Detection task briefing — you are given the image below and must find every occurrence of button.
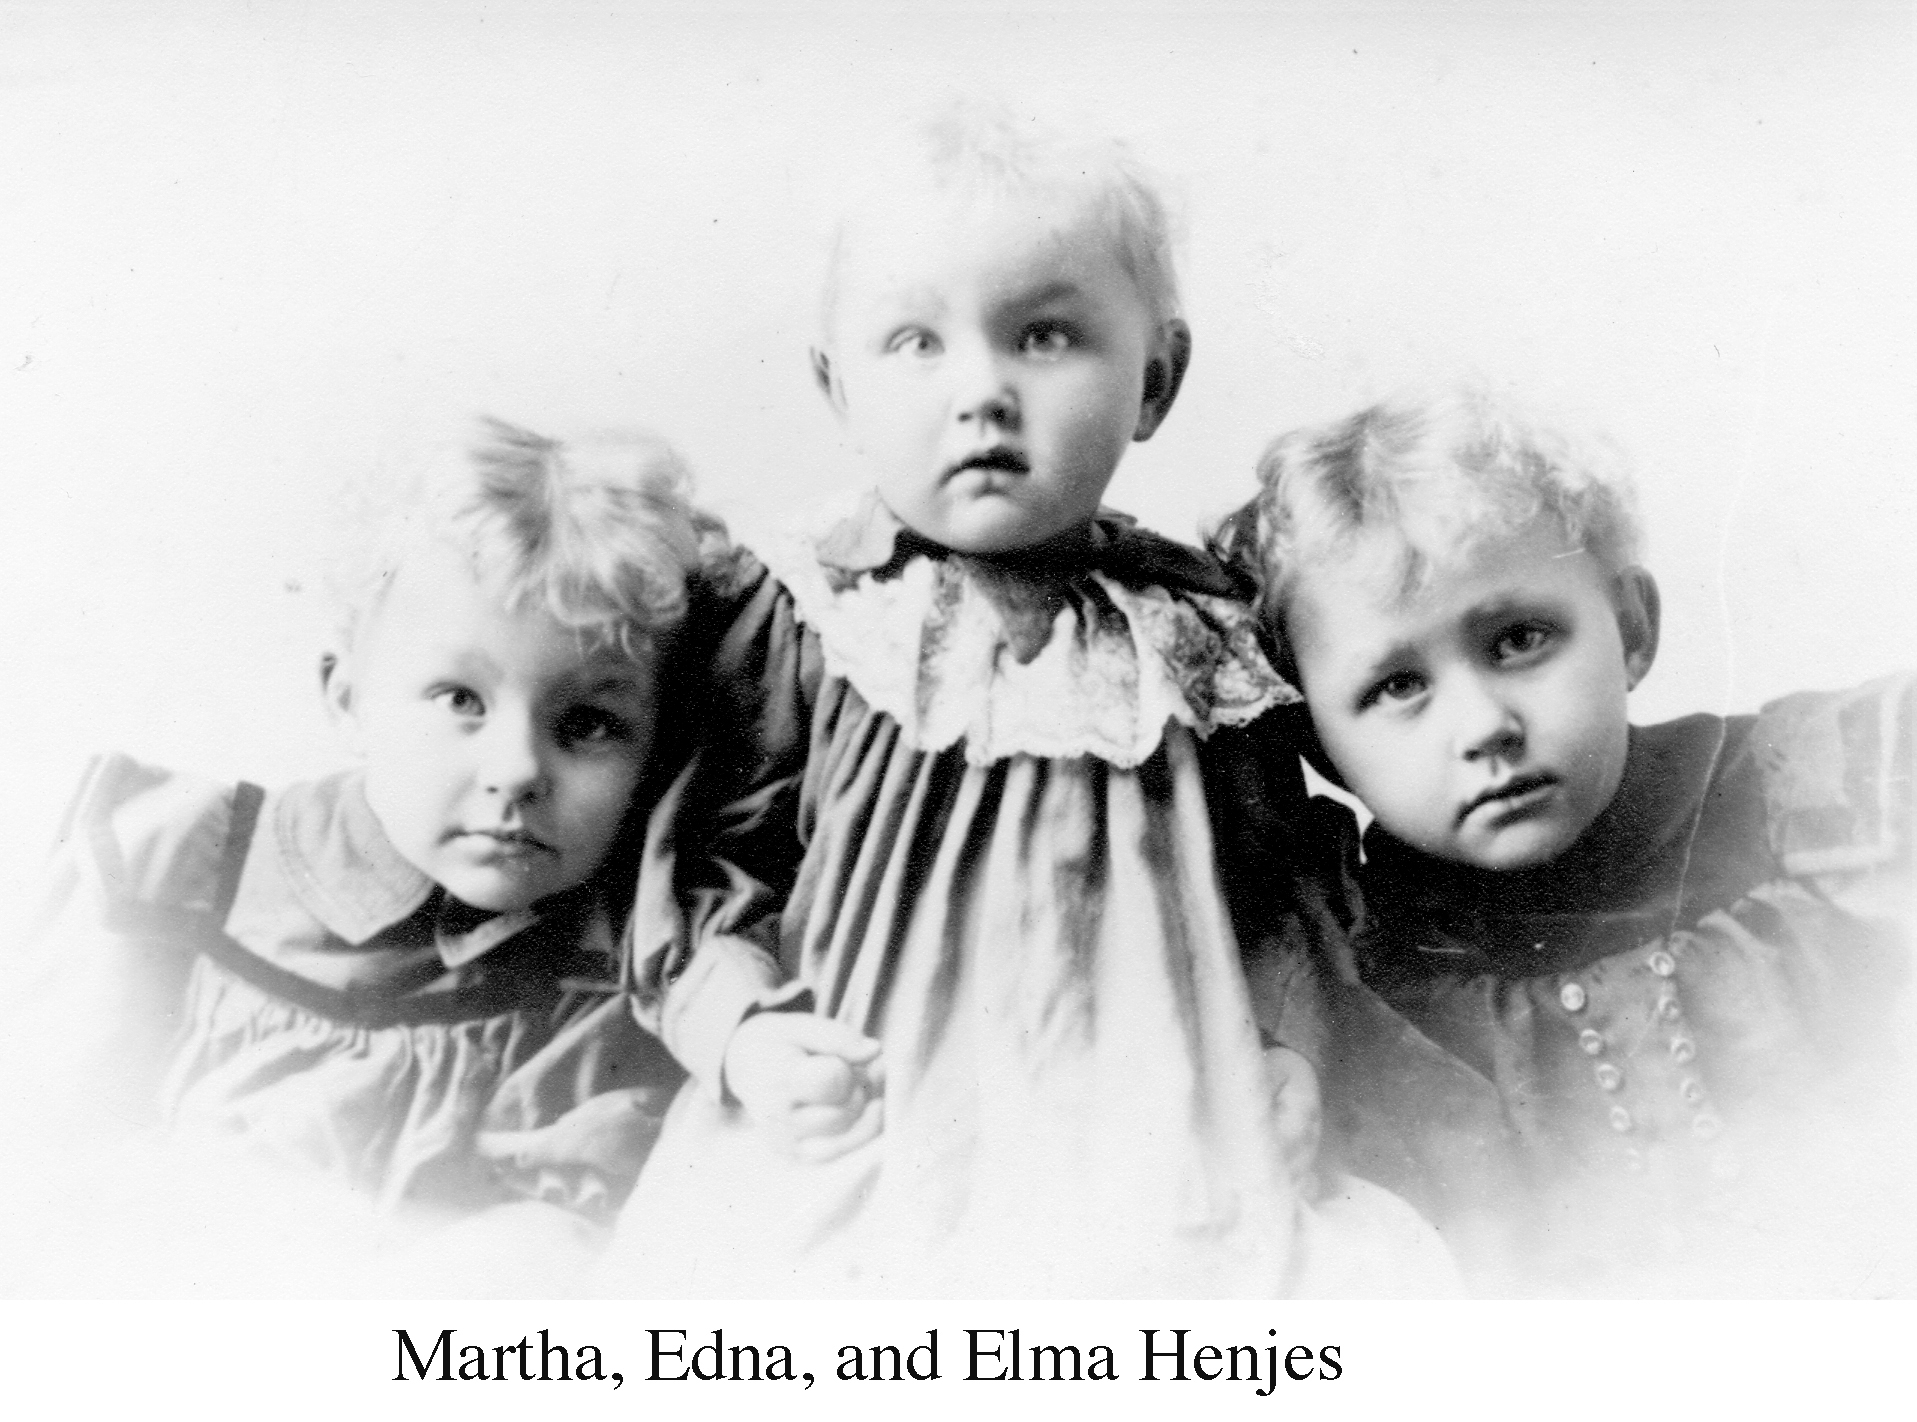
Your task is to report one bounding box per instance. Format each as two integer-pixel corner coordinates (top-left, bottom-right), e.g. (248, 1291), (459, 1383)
(1609, 1106), (1633, 1133)
(1657, 996), (1682, 1022)
(1669, 1037), (1696, 1064)
(1594, 1062), (1623, 1091)
(1559, 982), (1587, 1012)
(1680, 1078), (1706, 1105)
(1578, 1028), (1605, 1055)
(1648, 950), (1676, 977)
(1692, 1112), (1723, 1140)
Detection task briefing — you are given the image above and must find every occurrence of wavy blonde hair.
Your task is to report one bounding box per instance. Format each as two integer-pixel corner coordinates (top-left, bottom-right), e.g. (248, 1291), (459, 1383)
(330, 417), (729, 663)
(1241, 386), (1643, 638)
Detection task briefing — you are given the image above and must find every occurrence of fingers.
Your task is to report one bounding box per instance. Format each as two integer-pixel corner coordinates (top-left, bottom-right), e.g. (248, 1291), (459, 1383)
(794, 1092), (884, 1164)
(775, 1013), (882, 1064)
(724, 1011), (888, 1157)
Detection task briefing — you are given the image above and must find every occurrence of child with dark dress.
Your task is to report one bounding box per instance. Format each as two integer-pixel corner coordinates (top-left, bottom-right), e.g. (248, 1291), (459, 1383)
(605, 110), (1451, 1297)
(11, 420), (713, 1287)
(1228, 389), (1914, 1293)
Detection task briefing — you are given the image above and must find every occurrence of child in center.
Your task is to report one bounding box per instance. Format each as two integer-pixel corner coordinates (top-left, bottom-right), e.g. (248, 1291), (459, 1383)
(608, 110), (1449, 1296)
(1228, 388), (1914, 1293)
(12, 420), (713, 1287)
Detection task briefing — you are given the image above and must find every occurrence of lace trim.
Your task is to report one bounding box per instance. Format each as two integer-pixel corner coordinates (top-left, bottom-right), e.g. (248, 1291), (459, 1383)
(756, 529), (1296, 768)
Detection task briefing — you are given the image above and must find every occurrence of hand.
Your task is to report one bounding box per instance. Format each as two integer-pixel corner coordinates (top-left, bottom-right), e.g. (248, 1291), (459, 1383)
(723, 1011), (885, 1163)
(1266, 1045), (1324, 1198)
(474, 1086), (672, 1181)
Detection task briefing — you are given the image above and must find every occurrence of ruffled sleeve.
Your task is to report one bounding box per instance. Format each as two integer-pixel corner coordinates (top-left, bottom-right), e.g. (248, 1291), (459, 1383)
(626, 553), (823, 1093)
(1754, 672), (1914, 924)
(8, 753), (255, 1128)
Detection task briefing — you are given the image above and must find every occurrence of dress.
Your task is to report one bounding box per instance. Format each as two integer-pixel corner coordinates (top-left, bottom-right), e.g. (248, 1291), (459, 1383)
(1319, 676), (1916, 1293)
(18, 754), (684, 1222)
(608, 496), (1450, 1297)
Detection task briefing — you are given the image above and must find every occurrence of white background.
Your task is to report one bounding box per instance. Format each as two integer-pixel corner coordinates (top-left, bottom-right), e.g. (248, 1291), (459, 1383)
(2, 0), (1914, 1378)
(5, 0), (1913, 832)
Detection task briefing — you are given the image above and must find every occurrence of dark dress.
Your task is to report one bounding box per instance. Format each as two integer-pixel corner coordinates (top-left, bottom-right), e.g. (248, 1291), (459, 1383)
(1319, 676), (1915, 1294)
(20, 754), (683, 1221)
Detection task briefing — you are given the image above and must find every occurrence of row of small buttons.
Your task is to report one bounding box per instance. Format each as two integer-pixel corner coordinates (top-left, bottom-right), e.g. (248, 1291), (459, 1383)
(1558, 938), (1722, 1148)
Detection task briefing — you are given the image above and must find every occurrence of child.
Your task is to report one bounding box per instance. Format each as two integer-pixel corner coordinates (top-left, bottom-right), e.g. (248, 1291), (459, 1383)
(608, 110), (1449, 1296)
(1234, 388), (1914, 1293)
(14, 419), (710, 1279)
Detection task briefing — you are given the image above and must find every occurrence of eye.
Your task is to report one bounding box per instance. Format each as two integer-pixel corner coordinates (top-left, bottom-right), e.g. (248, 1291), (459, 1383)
(1020, 322), (1072, 357)
(554, 705), (632, 749)
(1491, 622), (1556, 664)
(885, 327), (940, 356)
(432, 686), (485, 718)
(1361, 670), (1428, 711)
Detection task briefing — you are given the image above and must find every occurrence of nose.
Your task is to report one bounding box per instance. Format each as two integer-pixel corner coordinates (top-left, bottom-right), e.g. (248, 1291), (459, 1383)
(1452, 673), (1525, 763)
(478, 707), (549, 804)
(950, 340), (1019, 429)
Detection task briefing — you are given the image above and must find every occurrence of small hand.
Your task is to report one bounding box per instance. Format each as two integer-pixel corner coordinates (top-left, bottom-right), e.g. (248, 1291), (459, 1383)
(1266, 1044), (1324, 1198)
(723, 1011), (885, 1163)
(474, 1086), (671, 1180)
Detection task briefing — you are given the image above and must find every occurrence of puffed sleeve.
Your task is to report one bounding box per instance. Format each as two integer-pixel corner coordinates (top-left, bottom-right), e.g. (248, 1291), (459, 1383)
(1755, 672), (1915, 926)
(625, 551), (824, 1093)
(7, 753), (252, 1128)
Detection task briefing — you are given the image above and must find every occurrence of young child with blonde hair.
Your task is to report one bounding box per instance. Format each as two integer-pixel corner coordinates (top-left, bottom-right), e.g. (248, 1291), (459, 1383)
(15, 419), (717, 1282)
(1229, 387), (1914, 1292)
(609, 108), (1449, 1296)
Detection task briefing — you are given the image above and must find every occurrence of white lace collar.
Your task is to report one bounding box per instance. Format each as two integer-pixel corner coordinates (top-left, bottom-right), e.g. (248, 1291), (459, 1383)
(753, 495), (1296, 768)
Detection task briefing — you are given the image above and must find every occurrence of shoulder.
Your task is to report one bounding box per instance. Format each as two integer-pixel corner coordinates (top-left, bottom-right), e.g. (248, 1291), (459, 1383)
(52, 753), (262, 917)
(1749, 672), (1915, 879)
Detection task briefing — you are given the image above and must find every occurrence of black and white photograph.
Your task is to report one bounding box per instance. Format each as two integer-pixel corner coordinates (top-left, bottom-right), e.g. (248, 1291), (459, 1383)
(3, 0), (1913, 1408)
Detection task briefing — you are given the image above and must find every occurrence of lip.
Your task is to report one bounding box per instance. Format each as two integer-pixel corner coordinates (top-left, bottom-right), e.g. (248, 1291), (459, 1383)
(1457, 773), (1558, 825)
(944, 447), (1031, 482)
(455, 828), (554, 857)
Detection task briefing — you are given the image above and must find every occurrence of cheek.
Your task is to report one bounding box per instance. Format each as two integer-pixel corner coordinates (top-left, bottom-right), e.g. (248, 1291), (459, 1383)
(1318, 716), (1438, 823)
(555, 760), (646, 838)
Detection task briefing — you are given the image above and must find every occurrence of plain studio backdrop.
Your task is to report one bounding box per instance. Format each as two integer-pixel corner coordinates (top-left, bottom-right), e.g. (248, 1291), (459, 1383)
(2, 1), (1912, 896)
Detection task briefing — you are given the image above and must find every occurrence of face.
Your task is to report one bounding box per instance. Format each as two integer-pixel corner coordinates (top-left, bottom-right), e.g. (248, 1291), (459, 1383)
(1287, 520), (1657, 871)
(817, 186), (1187, 555)
(330, 541), (657, 913)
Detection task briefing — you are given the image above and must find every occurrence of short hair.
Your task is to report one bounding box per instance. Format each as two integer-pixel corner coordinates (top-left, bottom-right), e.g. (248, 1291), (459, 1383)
(820, 101), (1182, 337)
(1243, 386), (1644, 631)
(330, 417), (728, 664)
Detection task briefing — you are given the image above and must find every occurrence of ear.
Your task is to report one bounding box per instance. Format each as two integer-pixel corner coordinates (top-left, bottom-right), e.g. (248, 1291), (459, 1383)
(810, 345), (847, 418)
(318, 650), (363, 753)
(1613, 566), (1661, 690)
(1133, 318), (1192, 442)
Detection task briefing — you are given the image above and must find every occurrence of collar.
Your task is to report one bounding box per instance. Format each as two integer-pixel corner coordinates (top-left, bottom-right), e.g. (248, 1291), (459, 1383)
(813, 489), (1242, 599)
(269, 772), (542, 967)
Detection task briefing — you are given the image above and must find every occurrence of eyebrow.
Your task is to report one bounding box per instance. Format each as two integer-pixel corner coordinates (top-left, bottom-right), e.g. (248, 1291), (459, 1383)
(1459, 592), (1562, 630)
(1016, 279), (1086, 305)
(1352, 640), (1420, 688)
(573, 669), (653, 698)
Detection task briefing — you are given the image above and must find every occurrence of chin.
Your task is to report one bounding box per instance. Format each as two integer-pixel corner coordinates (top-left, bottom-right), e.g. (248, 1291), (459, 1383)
(1459, 825), (1578, 873)
(441, 872), (544, 915)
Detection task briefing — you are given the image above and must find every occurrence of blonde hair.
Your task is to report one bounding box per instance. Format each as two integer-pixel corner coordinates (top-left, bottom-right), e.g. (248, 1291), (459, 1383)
(330, 417), (728, 663)
(1243, 386), (1643, 629)
(821, 100), (1183, 336)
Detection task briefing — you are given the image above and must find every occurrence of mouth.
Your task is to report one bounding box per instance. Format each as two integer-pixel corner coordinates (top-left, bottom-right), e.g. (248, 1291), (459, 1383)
(946, 447), (1031, 481)
(1458, 773), (1558, 825)
(456, 827), (555, 857)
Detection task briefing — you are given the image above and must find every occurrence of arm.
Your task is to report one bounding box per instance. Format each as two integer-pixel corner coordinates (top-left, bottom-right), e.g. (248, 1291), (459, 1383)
(7, 754), (241, 1133)
(627, 553), (818, 1085)
(626, 554), (882, 1153)
(1757, 671), (1915, 929)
